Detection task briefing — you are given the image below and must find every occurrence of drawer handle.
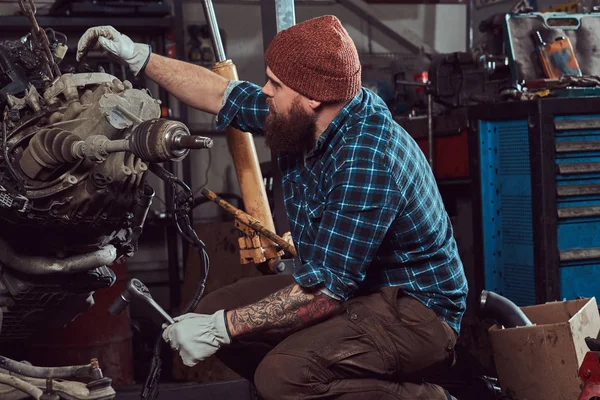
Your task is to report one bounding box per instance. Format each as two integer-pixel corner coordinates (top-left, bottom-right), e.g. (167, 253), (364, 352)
(560, 248), (600, 262)
(557, 184), (600, 197)
(555, 119), (600, 131)
(558, 206), (600, 219)
(556, 141), (600, 153)
(557, 163), (600, 174)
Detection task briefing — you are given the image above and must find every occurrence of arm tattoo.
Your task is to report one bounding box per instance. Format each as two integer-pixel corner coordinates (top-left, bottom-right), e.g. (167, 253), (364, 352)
(226, 284), (341, 340)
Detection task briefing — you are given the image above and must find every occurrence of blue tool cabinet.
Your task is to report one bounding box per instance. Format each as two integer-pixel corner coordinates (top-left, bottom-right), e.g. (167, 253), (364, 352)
(471, 97), (600, 305)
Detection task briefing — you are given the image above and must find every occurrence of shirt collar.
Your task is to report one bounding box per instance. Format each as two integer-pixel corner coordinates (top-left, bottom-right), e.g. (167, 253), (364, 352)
(306, 89), (364, 158)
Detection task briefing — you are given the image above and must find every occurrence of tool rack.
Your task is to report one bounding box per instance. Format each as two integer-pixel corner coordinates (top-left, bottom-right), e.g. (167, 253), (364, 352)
(470, 96), (600, 305)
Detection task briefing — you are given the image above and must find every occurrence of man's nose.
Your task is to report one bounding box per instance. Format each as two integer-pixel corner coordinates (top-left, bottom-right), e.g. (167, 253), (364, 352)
(262, 82), (274, 97)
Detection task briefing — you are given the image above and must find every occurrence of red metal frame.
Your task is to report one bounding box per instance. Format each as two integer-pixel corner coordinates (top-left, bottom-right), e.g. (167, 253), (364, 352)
(579, 351), (600, 400)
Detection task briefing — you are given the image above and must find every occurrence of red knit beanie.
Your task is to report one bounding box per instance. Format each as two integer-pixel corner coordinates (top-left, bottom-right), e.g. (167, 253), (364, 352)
(265, 15), (361, 102)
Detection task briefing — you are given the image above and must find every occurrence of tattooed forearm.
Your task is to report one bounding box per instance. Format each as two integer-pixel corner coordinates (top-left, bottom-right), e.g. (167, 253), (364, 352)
(226, 284), (341, 339)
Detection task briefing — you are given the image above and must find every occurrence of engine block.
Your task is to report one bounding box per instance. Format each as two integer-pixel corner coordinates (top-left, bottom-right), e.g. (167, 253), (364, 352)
(0, 33), (196, 341)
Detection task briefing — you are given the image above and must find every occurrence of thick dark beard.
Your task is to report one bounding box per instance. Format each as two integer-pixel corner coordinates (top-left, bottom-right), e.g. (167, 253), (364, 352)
(264, 97), (317, 153)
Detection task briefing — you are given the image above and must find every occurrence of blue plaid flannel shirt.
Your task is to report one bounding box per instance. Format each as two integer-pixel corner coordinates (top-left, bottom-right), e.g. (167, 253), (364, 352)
(217, 81), (468, 333)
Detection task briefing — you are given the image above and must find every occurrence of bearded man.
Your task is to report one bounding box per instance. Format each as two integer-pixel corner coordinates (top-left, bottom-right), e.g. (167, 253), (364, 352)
(78, 15), (467, 400)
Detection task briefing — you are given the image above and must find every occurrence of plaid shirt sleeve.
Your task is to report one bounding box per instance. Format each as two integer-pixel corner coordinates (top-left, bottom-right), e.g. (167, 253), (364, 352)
(293, 139), (404, 300)
(216, 81), (268, 135)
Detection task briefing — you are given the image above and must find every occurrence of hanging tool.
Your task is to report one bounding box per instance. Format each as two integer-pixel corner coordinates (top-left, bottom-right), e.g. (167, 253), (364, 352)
(200, 0), (281, 270)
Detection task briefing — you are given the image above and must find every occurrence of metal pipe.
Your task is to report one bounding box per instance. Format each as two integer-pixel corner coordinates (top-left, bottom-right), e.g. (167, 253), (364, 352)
(0, 237), (116, 275)
(0, 357), (101, 380)
(394, 80), (428, 87)
(466, 0), (473, 51)
(0, 373), (43, 399)
(480, 290), (533, 328)
(201, 0), (226, 62)
(103, 139), (130, 153)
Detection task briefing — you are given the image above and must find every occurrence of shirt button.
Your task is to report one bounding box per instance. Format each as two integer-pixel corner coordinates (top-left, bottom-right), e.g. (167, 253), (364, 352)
(307, 278), (313, 283)
(350, 313), (358, 320)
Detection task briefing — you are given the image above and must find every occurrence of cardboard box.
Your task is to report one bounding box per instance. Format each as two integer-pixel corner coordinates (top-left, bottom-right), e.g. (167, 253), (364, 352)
(488, 297), (600, 400)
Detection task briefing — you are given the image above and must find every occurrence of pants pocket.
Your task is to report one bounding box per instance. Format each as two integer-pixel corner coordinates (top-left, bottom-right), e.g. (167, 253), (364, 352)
(387, 316), (456, 378)
(346, 302), (398, 376)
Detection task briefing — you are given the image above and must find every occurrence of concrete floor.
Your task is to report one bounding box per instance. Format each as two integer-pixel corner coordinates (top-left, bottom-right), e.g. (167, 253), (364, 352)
(114, 380), (256, 400)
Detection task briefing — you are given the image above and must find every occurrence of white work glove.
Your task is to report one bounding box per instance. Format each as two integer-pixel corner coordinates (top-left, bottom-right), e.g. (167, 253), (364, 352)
(162, 310), (232, 367)
(76, 26), (151, 76)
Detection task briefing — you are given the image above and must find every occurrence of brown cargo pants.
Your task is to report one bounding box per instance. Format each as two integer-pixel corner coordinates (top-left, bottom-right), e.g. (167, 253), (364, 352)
(195, 275), (457, 400)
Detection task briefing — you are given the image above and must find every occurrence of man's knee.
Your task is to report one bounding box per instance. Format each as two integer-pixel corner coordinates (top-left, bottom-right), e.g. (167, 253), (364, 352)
(254, 352), (321, 400)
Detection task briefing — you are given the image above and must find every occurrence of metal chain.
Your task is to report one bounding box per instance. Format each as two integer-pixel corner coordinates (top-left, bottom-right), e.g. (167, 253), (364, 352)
(18, 0), (61, 80)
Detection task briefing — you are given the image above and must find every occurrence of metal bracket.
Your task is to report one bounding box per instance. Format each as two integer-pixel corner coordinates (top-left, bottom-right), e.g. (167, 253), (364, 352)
(272, 258), (299, 275)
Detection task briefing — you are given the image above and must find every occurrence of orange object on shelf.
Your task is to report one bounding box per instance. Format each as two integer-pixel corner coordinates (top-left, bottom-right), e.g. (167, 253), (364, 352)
(531, 31), (581, 79)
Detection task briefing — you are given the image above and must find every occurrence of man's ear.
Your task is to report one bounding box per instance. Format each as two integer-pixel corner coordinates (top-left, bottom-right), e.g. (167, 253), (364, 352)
(307, 99), (322, 110)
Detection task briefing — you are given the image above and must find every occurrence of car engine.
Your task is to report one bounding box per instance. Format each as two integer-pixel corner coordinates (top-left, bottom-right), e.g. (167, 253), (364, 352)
(0, 5), (211, 399)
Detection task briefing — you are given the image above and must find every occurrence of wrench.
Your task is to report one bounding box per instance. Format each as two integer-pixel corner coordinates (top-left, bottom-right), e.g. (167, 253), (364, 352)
(109, 278), (175, 325)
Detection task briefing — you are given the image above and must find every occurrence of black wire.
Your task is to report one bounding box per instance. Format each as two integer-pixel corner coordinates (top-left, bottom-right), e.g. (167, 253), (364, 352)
(143, 163), (211, 400)
(1, 117), (25, 194)
(53, 30), (68, 44)
(193, 150), (212, 197)
(45, 28), (57, 42)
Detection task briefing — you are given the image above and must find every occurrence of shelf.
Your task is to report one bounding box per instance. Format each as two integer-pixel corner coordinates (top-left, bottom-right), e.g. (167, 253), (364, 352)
(0, 15), (174, 33)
